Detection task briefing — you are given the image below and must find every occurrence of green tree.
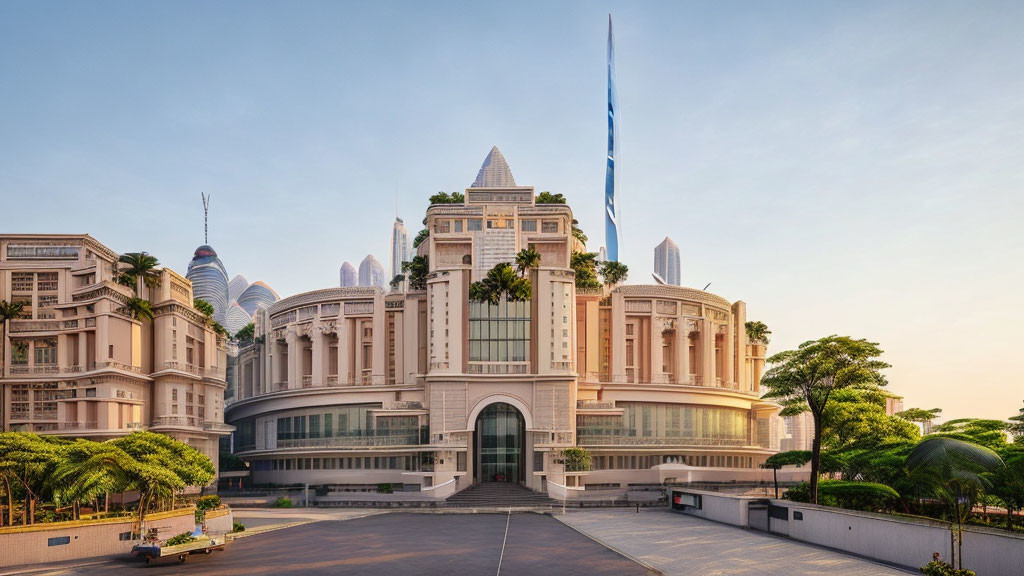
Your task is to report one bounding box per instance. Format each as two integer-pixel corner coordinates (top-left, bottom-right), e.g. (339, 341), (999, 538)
(820, 389), (920, 450)
(47, 440), (129, 521)
(428, 191), (465, 205)
(412, 229), (429, 248)
(896, 407), (943, 425)
(763, 450), (811, 498)
(570, 251), (601, 290)
(571, 219), (587, 246)
(931, 419), (1009, 451)
(389, 274), (405, 290)
(761, 336), (890, 504)
(401, 255), (429, 291)
(514, 247), (541, 277)
(124, 297), (154, 322)
(560, 447), (591, 472)
(0, 300), (26, 381)
(535, 191), (566, 204)
(988, 445), (1024, 530)
(598, 260), (629, 287)
(118, 252), (161, 295)
(745, 321), (771, 345)
(235, 322), (255, 342)
(193, 298), (215, 319)
(0, 433), (58, 525)
(469, 263), (531, 305)
(906, 437), (1003, 570)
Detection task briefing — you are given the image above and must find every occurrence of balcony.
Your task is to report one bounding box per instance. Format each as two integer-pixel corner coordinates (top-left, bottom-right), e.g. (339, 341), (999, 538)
(577, 400), (616, 410)
(9, 319), (60, 333)
(301, 375), (313, 387)
(275, 434), (423, 449)
(466, 362), (529, 375)
(203, 421), (235, 433)
(9, 364), (60, 375)
(161, 361), (200, 376)
(151, 416), (203, 428)
(576, 435), (749, 447)
(57, 421), (100, 430)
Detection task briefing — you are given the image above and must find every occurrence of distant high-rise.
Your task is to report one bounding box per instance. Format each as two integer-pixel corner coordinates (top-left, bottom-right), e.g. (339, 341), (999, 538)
(340, 262), (357, 287)
(228, 274), (249, 303)
(390, 217), (411, 280)
(186, 245), (229, 325)
(236, 281), (279, 316)
(604, 15), (621, 262)
(654, 237), (681, 286)
(358, 255), (385, 288)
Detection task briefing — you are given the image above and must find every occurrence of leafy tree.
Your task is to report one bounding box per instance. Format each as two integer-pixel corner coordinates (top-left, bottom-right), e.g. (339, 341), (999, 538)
(402, 255), (429, 291)
(761, 336), (890, 504)
(598, 260), (629, 287)
(560, 447), (591, 472)
(0, 300), (25, 380)
(570, 251), (601, 290)
(535, 191), (566, 204)
(896, 407), (943, 424)
(389, 274), (405, 290)
(988, 445), (1024, 530)
(820, 389), (920, 450)
(469, 263), (531, 305)
(763, 450), (811, 498)
(745, 321), (771, 345)
(412, 229), (429, 249)
(118, 252), (161, 294)
(0, 433), (58, 524)
(47, 440), (130, 521)
(784, 480), (899, 512)
(428, 191), (465, 205)
(571, 219), (587, 246)
(235, 322), (255, 342)
(514, 247), (541, 277)
(193, 298), (215, 319)
(931, 419), (1009, 451)
(124, 297), (154, 322)
(906, 437), (1003, 570)
(210, 321), (229, 338)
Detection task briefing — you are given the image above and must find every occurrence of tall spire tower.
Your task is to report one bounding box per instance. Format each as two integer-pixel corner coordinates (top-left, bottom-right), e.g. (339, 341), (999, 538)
(201, 192), (211, 244)
(604, 15), (621, 262)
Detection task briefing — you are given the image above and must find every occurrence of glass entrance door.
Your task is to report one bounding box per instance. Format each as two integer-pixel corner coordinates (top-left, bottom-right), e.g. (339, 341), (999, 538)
(476, 403), (524, 483)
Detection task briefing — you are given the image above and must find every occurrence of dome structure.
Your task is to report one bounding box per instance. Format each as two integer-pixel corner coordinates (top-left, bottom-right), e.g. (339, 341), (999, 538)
(224, 301), (253, 337)
(228, 275), (249, 303)
(471, 146), (516, 188)
(186, 245), (230, 325)
(236, 281), (279, 316)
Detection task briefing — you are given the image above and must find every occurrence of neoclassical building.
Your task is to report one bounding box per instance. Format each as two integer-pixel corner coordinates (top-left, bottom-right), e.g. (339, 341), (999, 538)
(226, 149), (779, 493)
(0, 235), (232, 475)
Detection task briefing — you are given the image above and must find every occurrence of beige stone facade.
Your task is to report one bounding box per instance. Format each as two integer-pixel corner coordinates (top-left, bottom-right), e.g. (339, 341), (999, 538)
(227, 155), (780, 493)
(0, 235), (231, 476)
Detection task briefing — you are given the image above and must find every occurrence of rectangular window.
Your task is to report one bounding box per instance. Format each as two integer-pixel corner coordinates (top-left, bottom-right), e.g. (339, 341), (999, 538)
(48, 536), (71, 547)
(467, 219), (482, 231)
(542, 221), (559, 233)
(521, 220), (537, 232)
(454, 220), (463, 233)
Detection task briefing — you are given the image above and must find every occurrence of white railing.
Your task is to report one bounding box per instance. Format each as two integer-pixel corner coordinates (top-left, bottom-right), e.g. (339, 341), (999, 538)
(546, 480), (585, 502)
(421, 478), (457, 499)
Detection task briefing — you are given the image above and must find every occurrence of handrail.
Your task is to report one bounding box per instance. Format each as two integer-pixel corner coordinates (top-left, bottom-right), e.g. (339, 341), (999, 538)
(421, 478), (456, 492)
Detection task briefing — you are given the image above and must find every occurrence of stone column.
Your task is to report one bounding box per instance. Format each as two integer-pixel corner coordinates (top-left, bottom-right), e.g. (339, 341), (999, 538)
(338, 319), (350, 384)
(724, 321), (734, 386)
(651, 316), (663, 383)
(702, 317), (715, 386)
(311, 326), (324, 386)
(286, 331), (299, 390)
(733, 302), (747, 392)
(676, 320), (689, 384)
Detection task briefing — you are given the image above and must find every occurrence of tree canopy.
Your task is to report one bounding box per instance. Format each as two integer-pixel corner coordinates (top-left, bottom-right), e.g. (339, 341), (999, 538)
(235, 322), (255, 342)
(570, 251), (601, 290)
(598, 260), (628, 287)
(428, 191), (465, 205)
(744, 321), (771, 345)
(193, 298), (215, 318)
(535, 191), (566, 204)
(401, 255), (429, 291)
(469, 263), (531, 305)
(412, 228), (429, 249)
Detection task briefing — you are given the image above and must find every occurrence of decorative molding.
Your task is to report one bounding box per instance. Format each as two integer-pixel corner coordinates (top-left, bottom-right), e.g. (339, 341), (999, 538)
(613, 284), (732, 308)
(269, 286), (381, 317)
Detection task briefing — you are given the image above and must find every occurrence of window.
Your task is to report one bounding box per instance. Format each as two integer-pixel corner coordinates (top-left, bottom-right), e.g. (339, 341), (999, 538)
(467, 219), (482, 231)
(34, 339), (57, 365)
(542, 221), (559, 233)
(468, 300), (530, 362)
(37, 272), (58, 291)
(12, 272), (34, 292)
(172, 389), (178, 401)
(521, 220), (537, 232)
(454, 220), (463, 233)
(434, 220), (450, 233)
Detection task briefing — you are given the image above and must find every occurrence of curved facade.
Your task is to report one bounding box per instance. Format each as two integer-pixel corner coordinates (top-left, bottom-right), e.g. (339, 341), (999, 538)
(358, 255), (385, 289)
(228, 274), (249, 304)
(226, 150), (779, 494)
(339, 262), (357, 287)
(224, 301), (253, 337)
(236, 281), (279, 316)
(186, 245), (230, 325)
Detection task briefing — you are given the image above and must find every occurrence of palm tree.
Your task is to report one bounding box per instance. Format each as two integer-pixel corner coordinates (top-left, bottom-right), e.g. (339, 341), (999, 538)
(514, 248), (541, 277)
(469, 263), (531, 305)
(570, 251), (601, 290)
(598, 261), (629, 287)
(0, 300), (25, 377)
(906, 437), (1003, 570)
(745, 321), (771, 345)
(402, 256), (429, 291)
(118, 252), (161, 295)
(124, 298), (154, 322)
(571, 219), (588, 246)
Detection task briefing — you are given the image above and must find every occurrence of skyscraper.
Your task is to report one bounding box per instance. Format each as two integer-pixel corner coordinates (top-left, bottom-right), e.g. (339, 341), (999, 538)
(390, 217), (411, 280)
(358, 255), (385, 288)
(604, 15), (621, 262)
(339, 262), (357, 287)
(186, 244), (230, 324)
(654, 237), (681, 286)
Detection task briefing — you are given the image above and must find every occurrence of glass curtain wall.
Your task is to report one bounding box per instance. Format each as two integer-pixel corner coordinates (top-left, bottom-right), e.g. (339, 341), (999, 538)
(476, 403), (524, 483)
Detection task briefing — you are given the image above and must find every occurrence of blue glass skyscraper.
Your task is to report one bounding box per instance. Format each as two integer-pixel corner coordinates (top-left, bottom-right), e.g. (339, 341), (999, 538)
(604, 15), (620, 262)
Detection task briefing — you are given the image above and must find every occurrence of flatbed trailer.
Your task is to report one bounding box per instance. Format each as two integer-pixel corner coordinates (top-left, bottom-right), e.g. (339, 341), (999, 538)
(132, 528), (227, 564)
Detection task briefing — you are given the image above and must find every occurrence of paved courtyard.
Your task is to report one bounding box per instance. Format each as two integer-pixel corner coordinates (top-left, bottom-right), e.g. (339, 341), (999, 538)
(556, 508), (915, 575)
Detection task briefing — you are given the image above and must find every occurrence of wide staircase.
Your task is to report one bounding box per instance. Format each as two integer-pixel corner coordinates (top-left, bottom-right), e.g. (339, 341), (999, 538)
(446, 482), (559, 508)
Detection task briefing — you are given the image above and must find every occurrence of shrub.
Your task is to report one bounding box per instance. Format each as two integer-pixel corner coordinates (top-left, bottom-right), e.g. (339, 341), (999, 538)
(165, 532), (197, 546)
(272, 496), (292, 508)
(561, 447), (592, 472)
(783, 481), (898, 512)
(920, 559), (976, 576)
(377, 483), (394, 494)
(232, 522), (245, 533)
(196, 495), (220, 511)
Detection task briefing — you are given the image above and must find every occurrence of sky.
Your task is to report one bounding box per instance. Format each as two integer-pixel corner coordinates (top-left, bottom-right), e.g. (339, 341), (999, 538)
(1, 1), (1022, 422)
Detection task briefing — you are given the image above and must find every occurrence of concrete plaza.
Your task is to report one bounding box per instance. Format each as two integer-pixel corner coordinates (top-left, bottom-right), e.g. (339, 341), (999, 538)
(557, 508), (915, 575)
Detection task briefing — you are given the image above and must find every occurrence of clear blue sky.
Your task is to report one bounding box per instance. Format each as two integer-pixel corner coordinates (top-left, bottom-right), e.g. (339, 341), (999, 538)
(2, 1), (1022, 421)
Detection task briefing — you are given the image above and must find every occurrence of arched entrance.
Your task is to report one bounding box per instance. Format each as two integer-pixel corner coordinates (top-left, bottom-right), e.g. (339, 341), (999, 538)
(475, 402), (525, 484)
